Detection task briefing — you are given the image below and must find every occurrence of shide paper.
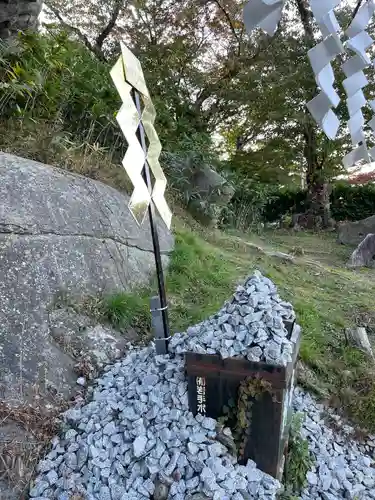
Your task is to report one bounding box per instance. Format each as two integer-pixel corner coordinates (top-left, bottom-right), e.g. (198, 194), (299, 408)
(243, 0), (375, 169)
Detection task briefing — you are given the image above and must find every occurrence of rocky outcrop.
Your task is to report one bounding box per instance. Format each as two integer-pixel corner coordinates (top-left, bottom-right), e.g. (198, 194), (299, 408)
(49, 307), (139, 374)
(345, 326), (374, 358)
(187, 165), (234, 227)
(347, 233), (375, 268)
(0, 152), (173, 408)
(163, 154), (234, 227)
(0, 0), (43, 40)
(338, 215), (375, 245)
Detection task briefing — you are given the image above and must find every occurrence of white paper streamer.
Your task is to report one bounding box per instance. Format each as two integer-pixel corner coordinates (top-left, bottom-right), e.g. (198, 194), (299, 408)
(343, 144), (370, 169)
(243, 0), (284, 36)
(318, 10), (341, 38)
(346, 0), (375, 39)
(346, 31), (373, 63)
(342, 0), (375, 168)
(368, 116), (375, 131)
(348, 110), (365, 146)
(306, 93), (340, 139)
(343, 71), (368, 97)
(309, 0), (341, 21)
(347, 90), (367, 116)
(342, 54), (369, 77)
(316, 64), (340, 108)
(243, 0), (375, 167)
(306, 2), (343, 140)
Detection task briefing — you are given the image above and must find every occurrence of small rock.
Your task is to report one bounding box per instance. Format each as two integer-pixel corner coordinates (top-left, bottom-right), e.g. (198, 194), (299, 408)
(190, 433), (206, 444)
(77, 376), (86, 386)
(64, 452), (77, 469)
(187, 442), (199, 455)
(29, 481), (49, 497)
(98, 485), (112, 500)
(307, 471), (318, 485)
(103, 421), (117, 436)
(345, 327), (374, 358)
(46, 469), (58, 485)
(133, 435), (148, 457)
(153, 480), (170, 500)
(65, 429), (77, 441)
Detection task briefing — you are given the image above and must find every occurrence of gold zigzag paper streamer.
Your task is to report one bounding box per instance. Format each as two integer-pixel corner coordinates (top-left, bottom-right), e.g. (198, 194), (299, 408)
(110, 43), (172, 229)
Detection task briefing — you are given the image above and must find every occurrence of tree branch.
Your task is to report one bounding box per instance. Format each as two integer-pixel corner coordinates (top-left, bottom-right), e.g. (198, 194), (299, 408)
(137, 9), (156, 45)
(294, 0), (314, 45)
(351, 0), (364, 21)
(45, 3), (107, 61)
(95, 0), (123, 51)
(194, 28), (278, 118)
(211, 0), (241, 56)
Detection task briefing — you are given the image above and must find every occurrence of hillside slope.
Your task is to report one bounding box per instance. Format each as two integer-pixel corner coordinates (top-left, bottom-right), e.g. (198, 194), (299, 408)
(157, 221), (375, 433)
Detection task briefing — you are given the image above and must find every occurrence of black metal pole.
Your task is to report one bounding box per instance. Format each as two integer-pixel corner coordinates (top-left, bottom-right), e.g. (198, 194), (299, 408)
(132, 89), (171, 347)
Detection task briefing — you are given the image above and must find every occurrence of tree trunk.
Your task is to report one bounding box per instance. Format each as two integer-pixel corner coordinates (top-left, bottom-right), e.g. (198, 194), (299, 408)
(303, 128), (332, 229)
(0, 0), (43, 41)
(295, 0), (332, 229)
(306, 178), (332, 229)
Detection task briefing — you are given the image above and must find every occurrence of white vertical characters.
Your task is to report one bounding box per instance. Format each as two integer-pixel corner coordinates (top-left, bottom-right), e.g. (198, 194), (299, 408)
(196, 376), (207, 414)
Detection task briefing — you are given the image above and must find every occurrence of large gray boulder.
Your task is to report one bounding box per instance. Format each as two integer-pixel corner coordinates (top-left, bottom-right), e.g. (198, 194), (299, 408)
(338, 215), (375, 245)
(0, 0), (43, 40)
(162, 153), (234, 227)
(0, 153), (173, 407)
(347, 233), (375, 268)
(187, 165), (234, 227)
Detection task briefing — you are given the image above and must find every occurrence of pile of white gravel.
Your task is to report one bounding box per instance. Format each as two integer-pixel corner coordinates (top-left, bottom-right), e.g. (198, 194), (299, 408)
(170, 271), (296, 366)
(28, 272), (375, 500)
(29, 346), (281, 500)
(294, 389), (375, 500)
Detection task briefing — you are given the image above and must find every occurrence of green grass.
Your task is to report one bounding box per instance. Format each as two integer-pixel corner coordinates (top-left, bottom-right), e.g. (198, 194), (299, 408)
(100, 222), (375, 432)
(219, 228), (375, 431)
(100, 227), (247, 335)
(101, 292), (151, 334)
(281, 413), (314, 499)
(166, 230), (246, 330)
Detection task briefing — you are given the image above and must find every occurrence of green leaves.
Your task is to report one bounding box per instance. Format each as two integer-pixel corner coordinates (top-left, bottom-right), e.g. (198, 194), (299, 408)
(2, 0), (367, 218)
(0, 30), (123, 157)
(282, 413), (314, 498)
(261, 183), (375, 224)
(217, 375), (277, 460)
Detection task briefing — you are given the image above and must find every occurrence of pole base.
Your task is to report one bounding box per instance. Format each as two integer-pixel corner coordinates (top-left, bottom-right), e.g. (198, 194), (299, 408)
(151, 296), (168, 355)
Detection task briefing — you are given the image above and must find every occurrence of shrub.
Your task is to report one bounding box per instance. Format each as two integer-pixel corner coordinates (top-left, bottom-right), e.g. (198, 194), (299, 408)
(281, 413), (314, 499)
(101, 291), (151, 333)
(262, 183), (375, 224)
(262, 189), (307, 223)
(221, 181), (278, 231)
(330, 182), (375, 221)
(161, 135), (215, 205)
(0, 31), (218, 204)
(0, 31), (123, 159)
